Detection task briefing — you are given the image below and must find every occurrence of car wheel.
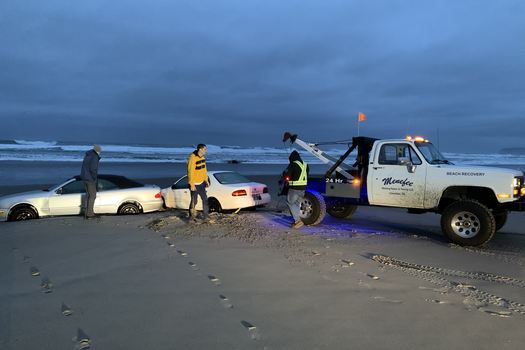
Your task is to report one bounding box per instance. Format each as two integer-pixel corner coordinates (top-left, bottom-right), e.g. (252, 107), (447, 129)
(440, 200), (495, 246)
(9, 206), (38, 221)
(327, 202), (357, 219)
(208, 198), (222, 213)
(118, 203), (141, 215)
(494, 211), (508, 232)
(300, 191), (326, 226)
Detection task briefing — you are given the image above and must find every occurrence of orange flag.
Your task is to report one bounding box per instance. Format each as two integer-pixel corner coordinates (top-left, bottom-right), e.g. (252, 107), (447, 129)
(358, 112), (366, 122)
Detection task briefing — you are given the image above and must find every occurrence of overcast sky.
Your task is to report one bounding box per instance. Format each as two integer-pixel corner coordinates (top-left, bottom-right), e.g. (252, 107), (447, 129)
(1, 0), (524, 152)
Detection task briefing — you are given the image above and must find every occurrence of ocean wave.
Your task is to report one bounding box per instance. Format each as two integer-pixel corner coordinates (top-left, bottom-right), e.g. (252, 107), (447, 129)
(14, 139), (58, 147)
(2, 140), (525, 166)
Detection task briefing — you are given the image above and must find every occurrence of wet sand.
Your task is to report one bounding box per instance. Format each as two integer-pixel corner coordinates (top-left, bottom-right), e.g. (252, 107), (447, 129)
(1, 175), (525, 349)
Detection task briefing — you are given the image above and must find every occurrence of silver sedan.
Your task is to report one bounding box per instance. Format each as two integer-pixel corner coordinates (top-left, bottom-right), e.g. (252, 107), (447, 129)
(0, 175), (163, 221)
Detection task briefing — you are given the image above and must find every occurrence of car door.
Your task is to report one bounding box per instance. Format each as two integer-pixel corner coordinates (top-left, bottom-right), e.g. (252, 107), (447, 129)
(172, 176), (194, 209)
(48, 180), (85, 215)
(369, 143), (427, 208)
(95, 178), (121, 213)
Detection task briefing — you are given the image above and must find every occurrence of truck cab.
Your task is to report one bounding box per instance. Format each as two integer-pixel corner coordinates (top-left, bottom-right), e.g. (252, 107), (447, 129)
(283, 132), (525, 246)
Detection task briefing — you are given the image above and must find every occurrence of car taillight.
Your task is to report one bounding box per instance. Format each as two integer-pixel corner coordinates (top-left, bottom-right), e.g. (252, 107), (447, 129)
(155, 192), (161, 199)
(263, 187), (268, 193)
(232, 189), (247, 197)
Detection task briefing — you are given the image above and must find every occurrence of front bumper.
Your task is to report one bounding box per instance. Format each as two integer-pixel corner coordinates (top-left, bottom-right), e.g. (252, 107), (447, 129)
(0, 209), (8, 222)
(502, 197), (525, 212)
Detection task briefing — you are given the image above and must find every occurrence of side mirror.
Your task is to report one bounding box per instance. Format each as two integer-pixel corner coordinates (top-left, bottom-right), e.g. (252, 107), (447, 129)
(399, 158), (416, 173)
(55, 188), (63, 195)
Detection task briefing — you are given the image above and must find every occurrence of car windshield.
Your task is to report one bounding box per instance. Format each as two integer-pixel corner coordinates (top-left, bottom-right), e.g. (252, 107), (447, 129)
(415, 142), (452, 164)
(46, 178), (74, 191)
(213, 172), (251, 184)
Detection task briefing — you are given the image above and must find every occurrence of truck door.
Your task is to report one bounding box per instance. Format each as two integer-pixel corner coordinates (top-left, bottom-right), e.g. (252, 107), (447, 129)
(368, 143), (427, 208)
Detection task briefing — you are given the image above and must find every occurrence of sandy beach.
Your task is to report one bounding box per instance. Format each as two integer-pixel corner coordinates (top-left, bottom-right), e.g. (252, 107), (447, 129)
(1, 174), (525, 349)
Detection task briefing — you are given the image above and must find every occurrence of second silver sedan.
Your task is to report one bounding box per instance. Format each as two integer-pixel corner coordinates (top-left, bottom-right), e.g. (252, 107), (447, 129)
(0, 175), (163, 221)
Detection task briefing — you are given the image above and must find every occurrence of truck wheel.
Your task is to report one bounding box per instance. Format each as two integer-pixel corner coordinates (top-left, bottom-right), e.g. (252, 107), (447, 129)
(494, 211), (508, 232)
(300, 191), (326, 226)
(441, 200), (495, 246)
(327, 203), (357, 219)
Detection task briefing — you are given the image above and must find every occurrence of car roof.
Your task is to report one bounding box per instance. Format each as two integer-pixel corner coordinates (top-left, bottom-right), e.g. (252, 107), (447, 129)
(72, 175), (144, 188)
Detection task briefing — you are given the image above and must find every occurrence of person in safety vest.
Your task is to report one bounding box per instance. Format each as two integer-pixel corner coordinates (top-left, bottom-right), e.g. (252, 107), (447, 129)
(284, 150), (308, 229)
(187, 144), (214, 223)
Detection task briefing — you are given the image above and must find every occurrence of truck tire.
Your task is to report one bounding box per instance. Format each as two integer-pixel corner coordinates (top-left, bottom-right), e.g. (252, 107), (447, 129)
(494, 211), (508, 232)
(300, 191), (326, 226)
(440, 200), (496, 246)
(327, 203), (357, 219)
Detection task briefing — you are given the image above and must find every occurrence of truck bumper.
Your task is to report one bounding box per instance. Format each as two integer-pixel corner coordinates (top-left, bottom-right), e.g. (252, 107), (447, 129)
(502, 198), (525, 212)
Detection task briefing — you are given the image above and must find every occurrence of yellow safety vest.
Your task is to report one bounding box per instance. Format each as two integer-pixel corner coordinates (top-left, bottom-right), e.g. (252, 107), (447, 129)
(288, 160), (307, 186)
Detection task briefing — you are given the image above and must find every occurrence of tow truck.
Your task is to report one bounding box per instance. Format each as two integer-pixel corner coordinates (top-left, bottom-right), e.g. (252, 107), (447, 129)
(283, 132), (525, 246)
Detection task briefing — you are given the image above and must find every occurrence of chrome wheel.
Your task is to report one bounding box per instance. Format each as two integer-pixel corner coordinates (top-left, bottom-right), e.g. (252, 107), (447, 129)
(10, 207), (38, 221)
(119, 203), (140, 215)
(450, 211), (481, 238)
(300, 197), (314, 218)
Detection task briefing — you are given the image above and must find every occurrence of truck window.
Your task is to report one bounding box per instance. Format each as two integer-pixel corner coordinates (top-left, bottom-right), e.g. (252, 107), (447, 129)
(378, 144), (422, 165)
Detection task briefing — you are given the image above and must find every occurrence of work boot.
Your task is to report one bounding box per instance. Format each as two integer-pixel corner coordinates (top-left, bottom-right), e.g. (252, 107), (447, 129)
(189, 208), (197, 220)
(203, 217), (216, 224)
(292, 220), (304, 229)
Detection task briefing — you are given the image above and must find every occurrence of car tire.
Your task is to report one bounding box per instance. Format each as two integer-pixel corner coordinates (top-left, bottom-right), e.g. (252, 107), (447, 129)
(300, 191), (326, 226)
(440, 200), (495, 246)
(494, 211), (508, 232)
(118, 203), (141, 215)
(9, 206), (38, 221)
(327, 203), (358, 219)
(208, 198), (222, 213)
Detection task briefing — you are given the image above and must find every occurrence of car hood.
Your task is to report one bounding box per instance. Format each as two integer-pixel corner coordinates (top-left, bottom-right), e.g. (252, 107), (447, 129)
(0, 190), (49, 206)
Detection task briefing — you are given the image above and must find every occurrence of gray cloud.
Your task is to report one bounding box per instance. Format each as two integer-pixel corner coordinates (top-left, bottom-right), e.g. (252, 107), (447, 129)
(1, 0), (524, 152)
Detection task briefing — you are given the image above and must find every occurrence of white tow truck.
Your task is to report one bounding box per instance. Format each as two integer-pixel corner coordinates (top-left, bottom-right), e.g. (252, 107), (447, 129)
(283, 132), (525, 246)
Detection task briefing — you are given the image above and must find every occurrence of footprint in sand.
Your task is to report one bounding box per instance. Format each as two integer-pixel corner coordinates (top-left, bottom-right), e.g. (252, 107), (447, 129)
(166, 241), (175, 247)
(23, 256), (31, 263)
(219, 294), (233, 309)
(30, 266), (40, 276)
(74, 328), (91, 349)
(188, 262), (199, 271)
(40, 277), (53, 293)
(340, 259), (355, 267)
(425, 298), (450, 305)
(177, 250), (188, 257)
(479, 308), (512, 318)
(311, 250), (321, 256)
(208, 275), (221, 286)
(366, 274), (380, 280)
(61, 303), (73, 316)
(240, 320), (260, 340)
(161, 234), (169, 239)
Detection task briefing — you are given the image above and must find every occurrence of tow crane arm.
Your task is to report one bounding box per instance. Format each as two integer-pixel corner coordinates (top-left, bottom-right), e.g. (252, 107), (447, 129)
(282, 132), (354, 179)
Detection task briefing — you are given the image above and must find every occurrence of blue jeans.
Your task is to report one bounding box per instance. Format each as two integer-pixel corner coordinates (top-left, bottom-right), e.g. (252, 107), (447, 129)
(287, 189), (305, 223)
(189, 183), (208, 219)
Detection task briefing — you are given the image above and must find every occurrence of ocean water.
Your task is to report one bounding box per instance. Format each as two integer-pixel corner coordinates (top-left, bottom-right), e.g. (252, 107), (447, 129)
(1, 139), (525, 165)
(1, 139), (524, 186)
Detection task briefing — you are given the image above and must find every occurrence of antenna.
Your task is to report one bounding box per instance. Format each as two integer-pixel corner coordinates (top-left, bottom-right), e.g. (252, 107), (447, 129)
(437, 127), (440, 150)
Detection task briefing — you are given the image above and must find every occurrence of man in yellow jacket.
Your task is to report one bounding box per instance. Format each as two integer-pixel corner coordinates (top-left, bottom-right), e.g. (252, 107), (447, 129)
(187, 144), (211, 222)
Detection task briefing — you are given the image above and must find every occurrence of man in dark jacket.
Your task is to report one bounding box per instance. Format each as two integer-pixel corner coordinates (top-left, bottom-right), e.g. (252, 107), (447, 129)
(285, 150), (308, 229)
(80, 145), (101, 219)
